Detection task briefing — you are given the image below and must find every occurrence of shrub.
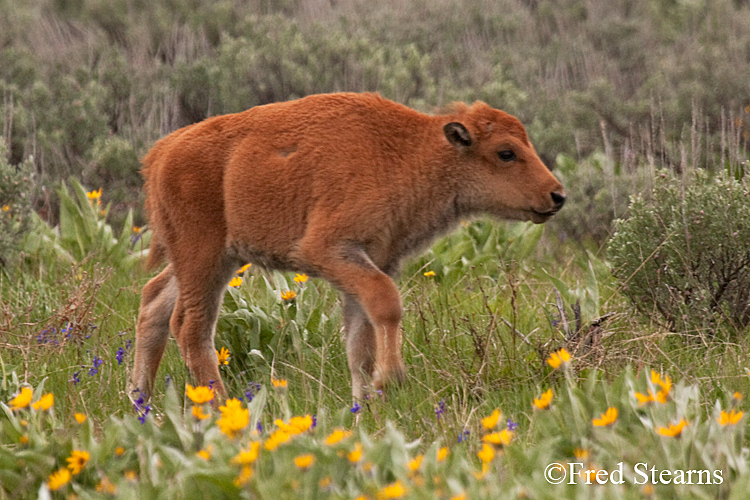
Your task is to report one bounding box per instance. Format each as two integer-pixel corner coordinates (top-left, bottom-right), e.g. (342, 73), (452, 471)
(608, 171), (750, 334)
(552, 153), (652, 244)
(0, 139), (33, 268)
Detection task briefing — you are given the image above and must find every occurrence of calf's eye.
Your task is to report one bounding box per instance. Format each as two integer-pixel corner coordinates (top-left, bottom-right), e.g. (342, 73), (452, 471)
(498, 150), (516, 162)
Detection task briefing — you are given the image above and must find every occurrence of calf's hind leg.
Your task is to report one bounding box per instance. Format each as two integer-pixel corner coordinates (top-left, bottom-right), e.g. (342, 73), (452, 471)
(132, 264), (178, 400)
(343, 295), (377, 400)
(170, 253), (238, 398)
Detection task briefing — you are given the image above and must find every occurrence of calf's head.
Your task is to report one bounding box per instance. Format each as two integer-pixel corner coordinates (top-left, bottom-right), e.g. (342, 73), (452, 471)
(444, 103), (565, 223)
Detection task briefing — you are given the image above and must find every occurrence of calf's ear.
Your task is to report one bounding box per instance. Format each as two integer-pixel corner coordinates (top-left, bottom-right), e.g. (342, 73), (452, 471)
(444, 122), (472, 148)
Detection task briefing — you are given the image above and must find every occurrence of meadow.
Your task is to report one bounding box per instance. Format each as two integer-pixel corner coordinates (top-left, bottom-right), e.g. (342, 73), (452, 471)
(2, 1), (750, 499)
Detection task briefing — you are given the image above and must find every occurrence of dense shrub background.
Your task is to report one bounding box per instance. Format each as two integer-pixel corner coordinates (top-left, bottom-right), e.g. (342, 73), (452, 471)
(0, 140), (33, 267)
(609, 170), (750, 335)
(1, 0), (749, 237)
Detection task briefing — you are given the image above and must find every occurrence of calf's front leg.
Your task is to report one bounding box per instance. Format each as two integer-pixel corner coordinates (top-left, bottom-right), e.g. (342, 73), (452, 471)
(302, 245), (406, 398)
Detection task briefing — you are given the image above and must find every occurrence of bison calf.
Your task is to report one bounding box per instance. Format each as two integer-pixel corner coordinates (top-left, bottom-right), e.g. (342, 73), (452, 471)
(132, 92), (565, 401)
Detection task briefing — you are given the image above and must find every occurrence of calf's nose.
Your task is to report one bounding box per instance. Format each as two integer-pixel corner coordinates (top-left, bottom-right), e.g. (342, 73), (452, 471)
(550, 191), (566, 210)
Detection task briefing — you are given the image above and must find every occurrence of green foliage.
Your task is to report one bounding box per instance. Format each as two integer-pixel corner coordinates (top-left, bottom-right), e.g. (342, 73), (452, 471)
(0, 140), (33, 268)
(22, 178), (149, 269)
(608, 171), (750, 334)
(217, 271), (340, 380)
(544, 249), (613, 336)
(404, 219), (545, 281)
(1, 362), (749, 499)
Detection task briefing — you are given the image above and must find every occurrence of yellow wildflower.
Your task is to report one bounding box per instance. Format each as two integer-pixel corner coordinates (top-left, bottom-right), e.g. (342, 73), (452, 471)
(718, 409), (743, 426)
(423, 271), (436, 277)
(408, 454), (423, 473)
(232, 441), (261, 465)
(635, 372), (672, 406)
(294, 453), (316, 469)
(652, 372), (671, 403)
(347, 442), (363, 463)
(264, 429), (291, 450)
(218, 398), (249, 438)
(324, 428), (353, 445)
(477, 443), (495, 463)
(583, 465), (601, 483)
(274, 414), (313, 434)
(192, 405), (210, 420)
(378, 480), (407, 500)
(547, 348), (571, 369)
(293, 273), (309, 283)
(229, 276), (243, 287)
(19, 434), (29, 444)
(96, 476), (116, 494)
(216, 346), (231, 365)
(450, 494), (467, 500)
(271, 377), (288, 389)
(32, 393), (54, 411)
(481, 408), (502, 430)
(48, 468), (72, 491)
(2, 205), (9, 212)
(592, 407), (618, 427)
(185, 384), (214, 404)
(733, 392), (743, 401)
(635, 391), (655, 405)
(66, 450), (90, 475)
(115, 447), (125, 456)
(281, 290), (297, 301)
(197, 445), (213, 461)
(74, 413), (87, 424)
(437, 447), (449, 462)
(124, 470), (137, 481)
(86, 188), (102, 201)
(237, 263), (252, 274)
(656, 419), (687, 437)
(482, 428), (513, 447)
(9, 387), (33, 410)
(533, 389), (553, 410)
(234, 465), (253, 487)
(132, 226), (142, 234)
(319, 476), (331, 489)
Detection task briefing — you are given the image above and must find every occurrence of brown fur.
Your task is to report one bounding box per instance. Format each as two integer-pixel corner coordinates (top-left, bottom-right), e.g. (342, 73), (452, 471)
(132, 92), (565, 400)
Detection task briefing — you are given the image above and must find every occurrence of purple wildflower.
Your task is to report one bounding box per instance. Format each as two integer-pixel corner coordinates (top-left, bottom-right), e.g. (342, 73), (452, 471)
(116, 347), (125, 365)
(256, 421), (263, 433)
(244, 382), (261, 402)
(435, 400), (446, 419)
(70, 371), (81, 385)
(350, 402), (361, 414)
(137, 404), (151, 424)
(131, 389), (150, 424)
(89, 355), (104, 376)
(507, 418), (518, 432)
(457, 428), (470, 443)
